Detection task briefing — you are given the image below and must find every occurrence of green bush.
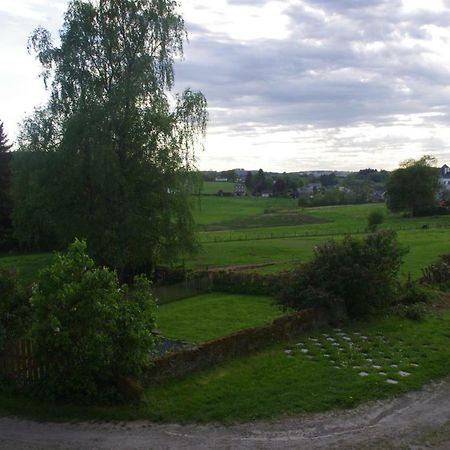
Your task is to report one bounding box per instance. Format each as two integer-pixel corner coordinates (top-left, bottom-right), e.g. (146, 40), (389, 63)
(367, 209), (384, 232)
(31, 239), (156, 402)
(0, 269), (31, 350)
(393, 303), (428, 321)
(397, 276), (430, 305)
(278, 230), (407, 319)
(421, 253), (450, 290)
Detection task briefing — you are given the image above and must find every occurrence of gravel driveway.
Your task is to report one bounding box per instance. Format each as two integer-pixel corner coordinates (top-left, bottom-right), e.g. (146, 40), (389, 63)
(1, 377), (450, 449)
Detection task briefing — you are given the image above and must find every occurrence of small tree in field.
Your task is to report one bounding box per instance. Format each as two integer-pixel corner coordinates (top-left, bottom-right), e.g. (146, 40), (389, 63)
(386, 156), (440, 216)
(367, 209), (384, 232)
(278, 230), (407, 318)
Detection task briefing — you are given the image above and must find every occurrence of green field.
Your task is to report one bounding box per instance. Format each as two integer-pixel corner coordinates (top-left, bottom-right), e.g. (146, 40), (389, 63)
(2, 200), (450, 281)
(0, 253), (54, 285)
(142, 311), (450, 422)
(189, 199), (450, 278)
(199, 181), (235, 195)
(2, 197), (450, 423)
(155, 292), (285, 343)
(3, 311), (450, 423)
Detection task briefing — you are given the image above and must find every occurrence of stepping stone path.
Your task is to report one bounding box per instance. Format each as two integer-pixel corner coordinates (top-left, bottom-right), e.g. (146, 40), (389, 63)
(288, 328), (420, 385)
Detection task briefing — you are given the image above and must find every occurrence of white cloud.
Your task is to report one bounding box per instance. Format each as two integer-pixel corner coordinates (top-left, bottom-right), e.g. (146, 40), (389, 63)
(3, 0), (450, 171)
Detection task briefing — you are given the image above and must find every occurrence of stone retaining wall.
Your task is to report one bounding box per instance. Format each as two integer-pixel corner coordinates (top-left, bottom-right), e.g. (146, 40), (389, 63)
(145, 307), (335, 383)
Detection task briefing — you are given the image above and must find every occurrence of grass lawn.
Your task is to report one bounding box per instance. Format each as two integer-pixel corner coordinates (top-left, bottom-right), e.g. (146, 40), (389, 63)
(0, 252), (54, 285)
(192, 195), (297, 226)
(200, 181), (235, 195)
(197, 202), (450, 242)
(2, 203), (450, 282)
(189, 228), (450, 278)
(141, 311), (450, 423)
(2, 310), (450, 423)
(155, 292), (285, 343)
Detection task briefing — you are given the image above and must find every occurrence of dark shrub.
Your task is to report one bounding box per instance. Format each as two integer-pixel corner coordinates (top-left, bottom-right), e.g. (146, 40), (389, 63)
(398, 276), (430, 305)
(421, 253), (450, 289)
(393, 303), (428, 321)
(0, 269), (31, 350)
(31, 239), (156, 402)
(367, 209), (384, 232)
(278, 230), (407, 319)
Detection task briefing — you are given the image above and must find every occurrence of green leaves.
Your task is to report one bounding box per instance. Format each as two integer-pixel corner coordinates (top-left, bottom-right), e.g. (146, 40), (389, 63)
(386, 156), (440, 216)
(15, 0), (207, 275)
(278, 230), (408, 319)
(31, 240), (156, 402)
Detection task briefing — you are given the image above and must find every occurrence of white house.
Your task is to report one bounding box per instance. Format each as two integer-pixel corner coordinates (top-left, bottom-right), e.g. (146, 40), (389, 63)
(440, 164), (450, 190)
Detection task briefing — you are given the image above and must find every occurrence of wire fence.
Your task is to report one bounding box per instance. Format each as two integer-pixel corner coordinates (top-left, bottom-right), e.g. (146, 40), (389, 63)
(198, 223), (450, 244)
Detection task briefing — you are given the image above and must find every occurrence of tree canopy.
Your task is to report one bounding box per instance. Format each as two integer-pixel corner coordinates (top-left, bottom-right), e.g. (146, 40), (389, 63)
(13, 0), (207, 278)
(0, 121), (13, 249)
(386, 155), (440, 216)
(0, 122), (12, 153)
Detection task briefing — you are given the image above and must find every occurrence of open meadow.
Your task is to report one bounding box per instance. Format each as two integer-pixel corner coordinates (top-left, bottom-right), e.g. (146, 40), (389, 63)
(2, 198), (450, 281)
(190, 197), (450, 278)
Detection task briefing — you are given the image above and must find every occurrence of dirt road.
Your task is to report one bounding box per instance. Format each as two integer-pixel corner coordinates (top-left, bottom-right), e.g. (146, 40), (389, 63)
(1, 378), (450, 449)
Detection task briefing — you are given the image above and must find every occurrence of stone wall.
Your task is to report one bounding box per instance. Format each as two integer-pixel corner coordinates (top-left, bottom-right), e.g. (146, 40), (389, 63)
(145, 307), (334, 384)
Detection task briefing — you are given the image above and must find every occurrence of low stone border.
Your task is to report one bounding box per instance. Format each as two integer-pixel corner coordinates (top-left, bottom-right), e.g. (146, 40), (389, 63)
(144, 307), (335, 383)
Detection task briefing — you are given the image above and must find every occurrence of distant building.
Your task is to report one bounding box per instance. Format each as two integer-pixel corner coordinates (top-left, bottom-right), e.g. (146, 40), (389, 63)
(215, 177), (228, 182)
(371, 189), (386, 202)
(297, 182), (322, 195)
(234, 168), (247, 182)
(234, 183), (246, 196)
(440, 165), (450, 190)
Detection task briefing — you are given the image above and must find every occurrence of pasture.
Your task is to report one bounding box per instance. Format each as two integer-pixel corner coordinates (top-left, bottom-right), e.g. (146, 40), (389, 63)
(199, 181), (235, 195)
(2, 198), (450, 281)
(190, 198), (450, 278)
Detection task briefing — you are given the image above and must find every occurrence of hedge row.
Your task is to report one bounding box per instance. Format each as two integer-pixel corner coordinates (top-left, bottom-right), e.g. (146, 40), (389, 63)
(206, 270), (290, 296)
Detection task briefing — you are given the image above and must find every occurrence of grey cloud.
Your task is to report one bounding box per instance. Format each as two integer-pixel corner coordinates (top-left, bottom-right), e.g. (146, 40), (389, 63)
(176, 0), (450, 138)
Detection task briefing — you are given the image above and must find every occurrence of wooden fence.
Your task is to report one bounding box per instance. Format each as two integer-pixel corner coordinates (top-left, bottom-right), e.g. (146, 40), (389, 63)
(0, 338), (42, 385)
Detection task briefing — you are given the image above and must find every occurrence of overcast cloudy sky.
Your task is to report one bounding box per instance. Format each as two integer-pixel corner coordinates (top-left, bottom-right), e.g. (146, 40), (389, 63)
(2, 0), (450, 171)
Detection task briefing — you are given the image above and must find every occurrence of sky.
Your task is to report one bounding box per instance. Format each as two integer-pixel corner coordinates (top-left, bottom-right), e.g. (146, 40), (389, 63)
(2, 0), (450, 171)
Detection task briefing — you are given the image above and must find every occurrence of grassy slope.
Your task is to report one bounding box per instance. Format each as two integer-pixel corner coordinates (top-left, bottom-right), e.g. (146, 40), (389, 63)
(192, 196), (297, 226)
(155, 292), (285, 343)
(2, 201), (450, 281)
(2, 311), (449, 423)
(142, 311), (450, 423)
(200, 181), (235, 195)
(190, 228), (450, 278)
